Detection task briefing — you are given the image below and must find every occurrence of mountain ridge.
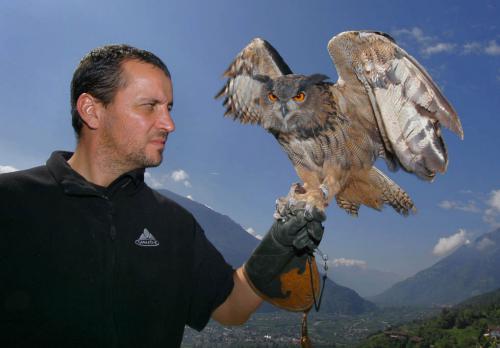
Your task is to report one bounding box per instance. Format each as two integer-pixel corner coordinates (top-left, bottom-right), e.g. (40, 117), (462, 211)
(371, 228), (500, 306)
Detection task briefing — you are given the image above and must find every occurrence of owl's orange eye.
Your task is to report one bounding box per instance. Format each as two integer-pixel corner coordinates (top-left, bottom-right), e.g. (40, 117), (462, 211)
(268, 93), (278, 102)
(292, 92), (305, 102)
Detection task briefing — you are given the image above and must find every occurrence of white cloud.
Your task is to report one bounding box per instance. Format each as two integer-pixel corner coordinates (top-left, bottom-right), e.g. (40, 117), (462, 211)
(144, 171), (168, 189)
(477, 237), (496, 251)
(488, 190), (500, 212)
(484, 189), (500, 227)
(461, 41), (500, 56)
(433, 229), (470, 256)
(0, 165), (18, 174)
(462, 42), (482, 54)
(438, 200), (480, 213)
(330, 258), (367, 269)
(146, 170), (193, 189)
(393, 27), (500, 58)
(171, 169), (188, 181)
(171, 169), (191, 188)
(485, 40), (500, 56)
(246, 227), (263, 240)
(440, 189), (500, 228)
(393, 27), (433, 44)
(421, 43), (456, 56)
(393, 27), (455, 57)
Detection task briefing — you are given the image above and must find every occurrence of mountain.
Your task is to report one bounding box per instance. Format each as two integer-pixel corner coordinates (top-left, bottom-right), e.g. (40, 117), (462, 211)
(330, 265), (404, 298)
(456, 285), (500, 309)
(158, 189), (376, 314)
(371, 228), (500, 307)
(159, 189), (258, 268)
(318, 277), (377, 314)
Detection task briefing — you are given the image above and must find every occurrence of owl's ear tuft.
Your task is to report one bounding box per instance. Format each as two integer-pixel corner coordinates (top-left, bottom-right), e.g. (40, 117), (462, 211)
(253, 74), (271, 84)
(307, 74), (330, 85)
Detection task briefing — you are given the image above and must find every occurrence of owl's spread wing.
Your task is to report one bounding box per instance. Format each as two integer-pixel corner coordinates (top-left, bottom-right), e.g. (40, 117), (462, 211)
(327, 31), (463, 181)
(215, 38), (292, 125)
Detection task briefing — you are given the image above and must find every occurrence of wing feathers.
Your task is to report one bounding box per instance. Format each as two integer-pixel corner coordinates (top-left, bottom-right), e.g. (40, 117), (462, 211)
(336, 167), (415, 216)
(328, 31), (463, 181)
(216, 38), (292, 125)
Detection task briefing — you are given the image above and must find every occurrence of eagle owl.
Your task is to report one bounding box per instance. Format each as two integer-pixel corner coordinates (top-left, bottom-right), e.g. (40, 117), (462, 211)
(216, 31), (464, 216)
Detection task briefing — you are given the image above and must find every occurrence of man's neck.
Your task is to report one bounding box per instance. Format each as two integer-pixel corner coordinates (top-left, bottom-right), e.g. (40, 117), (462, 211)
(68, 140), (132, 187)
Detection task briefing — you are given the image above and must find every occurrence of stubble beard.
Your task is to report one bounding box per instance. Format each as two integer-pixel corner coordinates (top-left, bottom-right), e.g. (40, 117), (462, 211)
(125, 147), (164, 169)
(99, 131), (165, 173)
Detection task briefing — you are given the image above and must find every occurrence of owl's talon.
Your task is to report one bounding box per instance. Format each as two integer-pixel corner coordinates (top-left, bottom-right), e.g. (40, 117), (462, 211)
(320, 184), (329, 200)
(304, 203), (314, 219)
(274, 197), (288, 220)
(287, 197), (297, 208)
(293, 183), (306, 194)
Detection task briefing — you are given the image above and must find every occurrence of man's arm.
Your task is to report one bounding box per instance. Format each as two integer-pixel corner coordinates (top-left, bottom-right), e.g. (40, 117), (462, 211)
(211, 267), (262, 325)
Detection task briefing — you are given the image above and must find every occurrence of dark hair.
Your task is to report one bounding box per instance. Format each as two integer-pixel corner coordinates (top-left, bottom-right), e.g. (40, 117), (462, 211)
(70, 44), (171, 137)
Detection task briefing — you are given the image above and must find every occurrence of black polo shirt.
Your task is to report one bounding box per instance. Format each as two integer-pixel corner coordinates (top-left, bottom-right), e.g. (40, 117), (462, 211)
(0, 151), (234, 347)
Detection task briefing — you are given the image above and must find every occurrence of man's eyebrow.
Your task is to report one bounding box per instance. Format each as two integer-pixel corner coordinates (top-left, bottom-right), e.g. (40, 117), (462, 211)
(138, 98), (163, 104)
(137, 97), (173, 108)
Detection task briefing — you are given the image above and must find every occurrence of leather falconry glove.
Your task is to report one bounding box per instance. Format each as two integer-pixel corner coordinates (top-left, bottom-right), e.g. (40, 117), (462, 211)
(244, 205), (326, 311)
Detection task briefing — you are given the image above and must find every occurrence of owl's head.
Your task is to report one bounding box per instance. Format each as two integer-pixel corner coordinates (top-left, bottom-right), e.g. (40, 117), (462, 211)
(254, 73), (329, 134)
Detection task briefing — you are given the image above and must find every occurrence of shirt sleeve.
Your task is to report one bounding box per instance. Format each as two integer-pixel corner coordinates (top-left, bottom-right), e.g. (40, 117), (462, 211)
(186, 220), (235, 331)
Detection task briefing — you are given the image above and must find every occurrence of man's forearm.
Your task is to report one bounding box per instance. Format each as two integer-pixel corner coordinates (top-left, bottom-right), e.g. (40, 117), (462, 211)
(211, 267), (263, 325)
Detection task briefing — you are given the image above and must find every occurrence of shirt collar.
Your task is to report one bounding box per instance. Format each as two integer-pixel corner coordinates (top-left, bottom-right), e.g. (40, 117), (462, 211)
(46, 151), (145, 197)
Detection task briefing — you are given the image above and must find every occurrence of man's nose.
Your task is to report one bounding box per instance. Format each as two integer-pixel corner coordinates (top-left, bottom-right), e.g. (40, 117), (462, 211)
(156, 105), (175, 133)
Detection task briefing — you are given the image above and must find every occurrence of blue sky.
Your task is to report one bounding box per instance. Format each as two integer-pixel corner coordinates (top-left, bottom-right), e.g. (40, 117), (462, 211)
(1, 0), (499, 277)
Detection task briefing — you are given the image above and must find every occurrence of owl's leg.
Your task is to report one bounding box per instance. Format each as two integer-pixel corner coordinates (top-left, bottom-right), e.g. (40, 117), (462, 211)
(274, 168), (326, 220)
(320, 174), (343, 203)
(295, 167), (327, 209)
(278, 170), (344, 219)
(274, 184), (325, 220)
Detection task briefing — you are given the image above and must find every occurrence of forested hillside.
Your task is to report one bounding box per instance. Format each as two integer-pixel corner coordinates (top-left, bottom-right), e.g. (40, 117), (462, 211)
(359, 288), (500, 347)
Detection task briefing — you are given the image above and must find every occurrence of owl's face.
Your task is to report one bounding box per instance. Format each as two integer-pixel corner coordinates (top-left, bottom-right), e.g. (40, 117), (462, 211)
(256, 74), (329, 133)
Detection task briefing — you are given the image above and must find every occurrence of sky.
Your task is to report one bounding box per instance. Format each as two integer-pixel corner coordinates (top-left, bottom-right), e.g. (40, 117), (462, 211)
(1, 0), (499, 277)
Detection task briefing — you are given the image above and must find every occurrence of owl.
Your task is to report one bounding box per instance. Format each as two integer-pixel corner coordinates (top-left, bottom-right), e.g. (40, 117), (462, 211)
(216, 31), (464, 216)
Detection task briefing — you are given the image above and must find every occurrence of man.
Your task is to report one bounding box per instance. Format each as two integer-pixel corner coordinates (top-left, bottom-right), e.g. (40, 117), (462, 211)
(0, 45), (324, 347)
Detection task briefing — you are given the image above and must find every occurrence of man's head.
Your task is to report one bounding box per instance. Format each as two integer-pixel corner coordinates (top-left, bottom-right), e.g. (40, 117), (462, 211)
(71, 44), (171, 138)
(71, 45), (175, 170)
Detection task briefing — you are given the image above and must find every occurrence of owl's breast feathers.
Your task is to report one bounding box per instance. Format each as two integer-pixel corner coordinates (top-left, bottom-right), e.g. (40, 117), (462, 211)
(275, 83), (378, 174)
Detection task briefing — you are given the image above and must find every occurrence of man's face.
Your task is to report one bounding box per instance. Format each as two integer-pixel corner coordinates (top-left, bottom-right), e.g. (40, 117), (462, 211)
(98, 59), (175, 170)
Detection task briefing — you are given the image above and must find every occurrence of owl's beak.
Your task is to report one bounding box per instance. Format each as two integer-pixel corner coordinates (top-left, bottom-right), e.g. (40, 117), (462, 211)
(280, 103), (288, 118)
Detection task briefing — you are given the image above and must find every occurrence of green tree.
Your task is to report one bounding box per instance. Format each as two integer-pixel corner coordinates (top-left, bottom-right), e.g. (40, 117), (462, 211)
(434, 335), (457, 348)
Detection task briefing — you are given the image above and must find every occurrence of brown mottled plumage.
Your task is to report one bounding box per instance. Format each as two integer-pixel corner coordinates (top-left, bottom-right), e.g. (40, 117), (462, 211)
(216, 31), (463, 216)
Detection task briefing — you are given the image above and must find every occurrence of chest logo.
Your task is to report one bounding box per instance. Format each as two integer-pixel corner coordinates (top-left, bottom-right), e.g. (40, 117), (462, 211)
(135, 228), (160, 247)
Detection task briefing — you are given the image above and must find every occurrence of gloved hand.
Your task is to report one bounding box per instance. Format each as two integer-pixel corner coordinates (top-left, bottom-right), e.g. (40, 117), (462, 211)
(244, 204), (326, 311)
(272, 205), (325, 253)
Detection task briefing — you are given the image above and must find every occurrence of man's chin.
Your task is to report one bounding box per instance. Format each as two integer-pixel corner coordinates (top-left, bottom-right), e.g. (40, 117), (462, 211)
(143, 152), (164, 168)
(128, 151), (163, 169)
(144, 158), (163, 168)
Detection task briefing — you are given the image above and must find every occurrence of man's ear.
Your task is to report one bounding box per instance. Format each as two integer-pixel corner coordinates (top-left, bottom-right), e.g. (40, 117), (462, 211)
(76, 93), (101, 130)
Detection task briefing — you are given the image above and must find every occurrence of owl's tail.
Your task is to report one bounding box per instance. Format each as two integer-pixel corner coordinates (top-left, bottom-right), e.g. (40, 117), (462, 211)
(335, 167), (415, 216)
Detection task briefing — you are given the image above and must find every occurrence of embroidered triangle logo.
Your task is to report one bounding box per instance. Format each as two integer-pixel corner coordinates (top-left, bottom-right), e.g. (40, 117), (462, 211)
(135, 228), (159, 247)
